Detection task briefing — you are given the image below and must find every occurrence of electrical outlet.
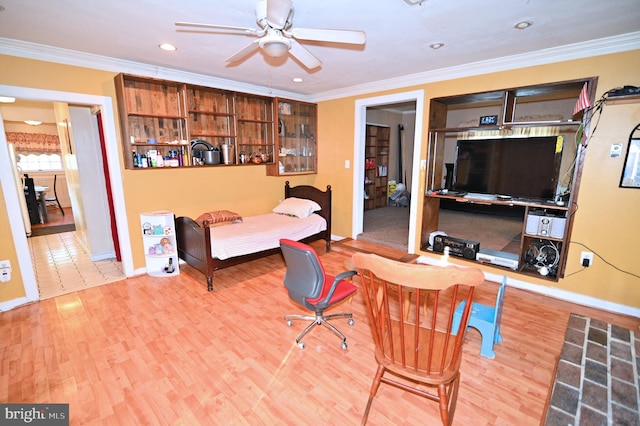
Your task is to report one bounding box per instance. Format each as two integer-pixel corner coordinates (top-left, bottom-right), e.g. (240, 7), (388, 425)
(580, 251), (593, 267)
(0, 260), (10, 283)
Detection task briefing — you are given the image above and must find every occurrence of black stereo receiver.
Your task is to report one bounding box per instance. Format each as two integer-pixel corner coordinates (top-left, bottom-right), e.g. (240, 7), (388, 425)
(432, 235), (480, 260)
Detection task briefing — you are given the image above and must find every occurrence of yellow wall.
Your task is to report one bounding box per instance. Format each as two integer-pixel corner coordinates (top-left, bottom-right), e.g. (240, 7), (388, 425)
(1, 51), (639, 310)
(318, 50), (640, 309)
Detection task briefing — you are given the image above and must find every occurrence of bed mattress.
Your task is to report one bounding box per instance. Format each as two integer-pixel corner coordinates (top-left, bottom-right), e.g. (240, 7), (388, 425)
(209, 213), (327, 260)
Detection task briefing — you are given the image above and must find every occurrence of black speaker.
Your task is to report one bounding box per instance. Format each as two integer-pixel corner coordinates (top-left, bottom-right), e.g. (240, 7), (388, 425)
(463, 246), (477, 260)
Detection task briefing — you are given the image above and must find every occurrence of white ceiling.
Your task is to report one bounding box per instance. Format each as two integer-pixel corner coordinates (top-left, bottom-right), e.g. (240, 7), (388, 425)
(0, 0), (639, 101)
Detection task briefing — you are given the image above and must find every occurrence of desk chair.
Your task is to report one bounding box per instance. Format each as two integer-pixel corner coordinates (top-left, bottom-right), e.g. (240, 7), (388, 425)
(279, 239), (358, 350)
(45, 174), (64, 216)
(352, 252), (485, 425)
(452, 275), (506, 359)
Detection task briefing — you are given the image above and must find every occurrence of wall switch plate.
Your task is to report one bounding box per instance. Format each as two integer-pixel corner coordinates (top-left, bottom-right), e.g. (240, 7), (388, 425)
(0, 260), (10, 270)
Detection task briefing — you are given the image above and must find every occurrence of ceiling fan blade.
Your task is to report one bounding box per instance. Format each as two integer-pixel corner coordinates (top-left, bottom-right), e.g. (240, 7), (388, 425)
(289, 39), (321, 69)
(265, 0), (292, 29)
(175, 21), (259, 35)
(226, 39), (261, 63)
(290, 27), (366, 45)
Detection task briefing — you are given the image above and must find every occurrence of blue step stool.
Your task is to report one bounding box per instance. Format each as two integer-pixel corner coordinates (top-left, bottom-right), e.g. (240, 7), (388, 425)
(452, 275), (506, 359)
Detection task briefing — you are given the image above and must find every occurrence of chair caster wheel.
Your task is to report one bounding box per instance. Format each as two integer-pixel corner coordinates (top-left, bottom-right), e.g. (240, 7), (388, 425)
(341, 341), (348, 350)
(298, 342), (305, 349)
(348, 318), (355, 326)
(286, 320), (293, 327)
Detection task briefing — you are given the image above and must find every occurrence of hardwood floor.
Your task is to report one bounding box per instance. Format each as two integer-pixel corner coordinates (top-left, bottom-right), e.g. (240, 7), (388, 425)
(1, 239), (638, 425)
(30, 206), (74, 229)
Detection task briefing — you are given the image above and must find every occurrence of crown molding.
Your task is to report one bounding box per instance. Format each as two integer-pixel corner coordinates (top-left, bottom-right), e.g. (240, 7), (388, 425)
(0, 37), (306, 101)
(310, 31), (640, 102)
(1, 32), (638, 104)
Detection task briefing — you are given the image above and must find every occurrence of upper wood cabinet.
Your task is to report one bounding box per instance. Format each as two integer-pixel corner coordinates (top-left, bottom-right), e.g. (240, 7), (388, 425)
(115, 74), (189, 168)
(186, 85), (235, 147)
(235, 94), (275, 165)
(267, 99), (317, 176)
(115, 74), (296, 170)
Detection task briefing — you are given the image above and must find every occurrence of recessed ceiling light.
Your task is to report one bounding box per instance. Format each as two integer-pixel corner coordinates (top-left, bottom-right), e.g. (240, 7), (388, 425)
(514, 21), (533, 30)
(292, 77), (303, 83)
(430, 42), (444, 50)
(159, 43), (177, 51)
(24, 120), (42, 126)
(0, 96), (16, 103)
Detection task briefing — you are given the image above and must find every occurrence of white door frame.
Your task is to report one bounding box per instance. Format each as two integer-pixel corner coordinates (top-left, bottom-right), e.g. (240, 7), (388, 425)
(352, 90), (424, 253)
(0, 85), (133, 308)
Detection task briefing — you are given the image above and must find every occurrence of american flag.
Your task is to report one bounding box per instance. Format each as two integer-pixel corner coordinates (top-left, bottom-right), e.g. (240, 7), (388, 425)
(573, 83), (591, 116)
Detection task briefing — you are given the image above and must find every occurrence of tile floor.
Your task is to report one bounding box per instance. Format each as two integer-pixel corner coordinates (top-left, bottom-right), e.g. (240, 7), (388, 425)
(27, 231), (125, 300)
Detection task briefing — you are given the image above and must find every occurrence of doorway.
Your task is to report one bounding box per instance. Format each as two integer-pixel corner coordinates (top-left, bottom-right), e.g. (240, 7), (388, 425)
(352, 90), (425, 253)
(0, 84), (133, 305)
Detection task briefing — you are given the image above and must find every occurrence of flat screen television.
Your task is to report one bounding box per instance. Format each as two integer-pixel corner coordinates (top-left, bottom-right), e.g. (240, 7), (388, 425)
(453, 136), (562, 200)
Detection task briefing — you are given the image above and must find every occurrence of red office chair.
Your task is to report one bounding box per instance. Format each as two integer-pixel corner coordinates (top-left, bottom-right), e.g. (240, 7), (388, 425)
(279, 239), (358, 350)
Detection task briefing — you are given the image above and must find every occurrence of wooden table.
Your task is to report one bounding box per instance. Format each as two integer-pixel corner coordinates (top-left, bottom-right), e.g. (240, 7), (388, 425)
(34, 185), (50, 223)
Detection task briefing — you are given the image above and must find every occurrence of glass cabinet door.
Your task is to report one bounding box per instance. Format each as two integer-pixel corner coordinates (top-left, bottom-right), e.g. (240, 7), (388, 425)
(235, 94), (275, 165)
(268, 100), (317, 175)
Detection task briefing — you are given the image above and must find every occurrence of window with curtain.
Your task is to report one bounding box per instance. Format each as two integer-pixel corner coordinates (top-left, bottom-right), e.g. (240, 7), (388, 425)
(6, 131), (63, 171)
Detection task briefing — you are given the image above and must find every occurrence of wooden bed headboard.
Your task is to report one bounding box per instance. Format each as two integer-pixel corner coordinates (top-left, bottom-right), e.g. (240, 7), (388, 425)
(284, 181), (332, 239)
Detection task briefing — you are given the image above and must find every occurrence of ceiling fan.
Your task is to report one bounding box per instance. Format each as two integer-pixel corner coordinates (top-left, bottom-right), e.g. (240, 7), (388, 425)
(175, 0), (366, 70)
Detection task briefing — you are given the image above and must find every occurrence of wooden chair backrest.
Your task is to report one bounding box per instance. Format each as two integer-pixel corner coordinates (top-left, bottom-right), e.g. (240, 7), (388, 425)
(352, 253), (485, 384)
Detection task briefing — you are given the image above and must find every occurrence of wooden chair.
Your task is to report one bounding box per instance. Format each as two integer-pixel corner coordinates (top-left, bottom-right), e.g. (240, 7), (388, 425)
(351, 252), (485, 425)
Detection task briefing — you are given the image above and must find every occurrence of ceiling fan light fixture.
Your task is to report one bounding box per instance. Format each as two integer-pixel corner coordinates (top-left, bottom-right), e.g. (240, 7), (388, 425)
(259, 34), (291, 58)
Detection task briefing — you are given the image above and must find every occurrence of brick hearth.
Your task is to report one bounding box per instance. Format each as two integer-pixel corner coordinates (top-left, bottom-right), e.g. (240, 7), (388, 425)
(544, 313), (640, 425)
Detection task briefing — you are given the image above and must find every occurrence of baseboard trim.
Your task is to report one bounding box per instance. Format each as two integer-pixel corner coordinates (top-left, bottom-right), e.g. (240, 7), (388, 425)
(416, 255), (640, 318)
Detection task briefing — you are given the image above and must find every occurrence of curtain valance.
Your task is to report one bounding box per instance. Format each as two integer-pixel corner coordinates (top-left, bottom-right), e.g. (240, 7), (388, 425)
(6, 132), (61, 153)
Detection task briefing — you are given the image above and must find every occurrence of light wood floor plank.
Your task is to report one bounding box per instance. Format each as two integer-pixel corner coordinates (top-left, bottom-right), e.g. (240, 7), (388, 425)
(1, 239), (638, 425)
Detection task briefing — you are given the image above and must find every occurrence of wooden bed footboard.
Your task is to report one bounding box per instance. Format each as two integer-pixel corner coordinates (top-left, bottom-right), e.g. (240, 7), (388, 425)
(175, 181), (332, 291)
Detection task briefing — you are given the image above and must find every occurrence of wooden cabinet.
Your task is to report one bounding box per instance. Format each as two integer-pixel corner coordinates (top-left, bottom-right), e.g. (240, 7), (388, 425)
(116, 74), (287, 170)
(421, 77), (597, 281)
(187, 85), (235, 150)
(267, 100), (317, 175)
(140, 211), (179, 277)
(236, 94), (275, 166)
(115, 74), (190, 168)
(364, 125), (390, 210)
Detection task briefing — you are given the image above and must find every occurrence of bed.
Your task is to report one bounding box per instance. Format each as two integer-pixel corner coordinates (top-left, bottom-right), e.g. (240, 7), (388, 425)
(175, 181), (332, 291)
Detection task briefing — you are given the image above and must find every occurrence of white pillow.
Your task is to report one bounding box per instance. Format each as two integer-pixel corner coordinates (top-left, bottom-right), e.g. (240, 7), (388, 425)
(273, 197), (321, 218)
